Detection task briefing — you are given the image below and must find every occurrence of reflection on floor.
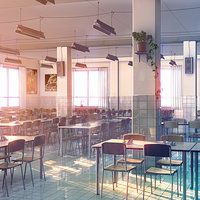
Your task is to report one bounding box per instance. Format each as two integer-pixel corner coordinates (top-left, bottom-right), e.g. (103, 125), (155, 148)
(0, 146), (199, 200)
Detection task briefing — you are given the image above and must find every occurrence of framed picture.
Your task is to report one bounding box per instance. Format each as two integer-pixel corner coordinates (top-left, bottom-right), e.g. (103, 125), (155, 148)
(45, 74), (57, 91)
(26, 68), (37, 94)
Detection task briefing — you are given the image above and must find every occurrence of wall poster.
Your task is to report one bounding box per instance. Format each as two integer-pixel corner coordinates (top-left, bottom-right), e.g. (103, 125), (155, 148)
(45, 74), (57, 91)
(26, 68), (37, 94)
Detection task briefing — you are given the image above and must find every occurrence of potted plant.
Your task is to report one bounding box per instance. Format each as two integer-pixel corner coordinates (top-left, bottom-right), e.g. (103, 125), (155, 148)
(132, 30), (147, 52)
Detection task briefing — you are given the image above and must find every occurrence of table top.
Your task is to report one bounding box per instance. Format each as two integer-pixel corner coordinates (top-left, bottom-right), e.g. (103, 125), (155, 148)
(191, 142), (200, 152)
(0, 135), (37, 148)
(59, 121), (102, 129)
(92, 139), (196, 152)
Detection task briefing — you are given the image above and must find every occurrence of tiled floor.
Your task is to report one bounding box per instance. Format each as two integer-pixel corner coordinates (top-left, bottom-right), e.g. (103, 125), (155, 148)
(0, 146), (199, 200)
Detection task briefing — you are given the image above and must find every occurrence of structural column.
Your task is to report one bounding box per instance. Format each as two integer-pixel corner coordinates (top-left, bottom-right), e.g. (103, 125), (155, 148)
(183, 41), (197, 119)
(132, 0), (161, 139)
(56, 47), (72, 117)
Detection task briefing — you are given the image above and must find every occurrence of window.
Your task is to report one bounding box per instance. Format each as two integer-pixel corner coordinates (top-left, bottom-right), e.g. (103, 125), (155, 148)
(161, 66), (182, 108)
(73, 68), (107, 107)
(0, 66), (19, 107)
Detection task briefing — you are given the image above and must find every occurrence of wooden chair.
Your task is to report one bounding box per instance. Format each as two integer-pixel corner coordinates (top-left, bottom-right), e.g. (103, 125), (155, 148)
(101, 142), (137, 200)
(118, 133), (145, 187)
(143, 144), (179, 200)
(0, 139), (25, 197)
(14, 135), (46, 186)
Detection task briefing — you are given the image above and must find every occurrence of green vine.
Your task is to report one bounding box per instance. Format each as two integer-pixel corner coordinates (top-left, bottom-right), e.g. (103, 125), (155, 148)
(147, 35), (159, 68)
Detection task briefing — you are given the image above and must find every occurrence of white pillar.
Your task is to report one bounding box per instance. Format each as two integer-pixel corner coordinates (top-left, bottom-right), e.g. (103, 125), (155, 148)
(132, 0), (161, 139)
(183, 41), (197, 119)
(56, 47), (72, 117)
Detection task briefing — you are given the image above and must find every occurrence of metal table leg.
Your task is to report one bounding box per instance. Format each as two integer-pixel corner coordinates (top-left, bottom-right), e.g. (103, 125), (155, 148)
(195, 152), (198, 200)
(182, 152), (187, 200)
(191, 151), (194, 189)
(96, 148), (100, 195)
(59, 128), (63, 156)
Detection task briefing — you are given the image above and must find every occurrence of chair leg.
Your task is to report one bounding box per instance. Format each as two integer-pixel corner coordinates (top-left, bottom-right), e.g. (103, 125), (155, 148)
(150, 175), (153, 194)
(3, 171), (9, 197)
(126, 172), (130, 200)
(177, 172), (179, 196)
(24, 162), (27, 180)
(42, 160), (46, 181)
(29, 163), (34, 187)
(171, 174), (174, 200)
(100, 170), (104, 198)
(143, 173), (146, 200)
(111, 172), (114, 190)
(20, 165), (25, 190)
(135, 168), (138, 193)
(10, 168), (14, 185)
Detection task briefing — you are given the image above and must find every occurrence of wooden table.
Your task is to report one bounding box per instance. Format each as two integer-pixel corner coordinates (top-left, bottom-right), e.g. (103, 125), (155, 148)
(0, 135), (44, 179)
(92, 139), (196, 200)
(58, 122), (102, 157)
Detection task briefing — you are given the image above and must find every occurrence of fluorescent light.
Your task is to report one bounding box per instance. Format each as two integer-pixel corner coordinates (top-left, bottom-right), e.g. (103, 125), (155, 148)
(169, 60), (177, 66)
(47, 0), (55, 4)
(16, 25), (45, 39)
(128, 61), (133, 66)
(35, 0), (55, 4)
(160, 54), (165, 59)
(71, 42), (90, 52)
(40, 63), (53, 68)
(45, 56), (57, 62)
(93, 19), (116, 35)
(75, 62), (87, 68)
(106, 54), (118, 61)
(4, 57), (22, 65)
(0, 46), (20, 55)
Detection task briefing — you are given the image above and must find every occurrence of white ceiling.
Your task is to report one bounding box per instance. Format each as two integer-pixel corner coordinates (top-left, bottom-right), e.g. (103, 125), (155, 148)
(0, 0), (199, 59)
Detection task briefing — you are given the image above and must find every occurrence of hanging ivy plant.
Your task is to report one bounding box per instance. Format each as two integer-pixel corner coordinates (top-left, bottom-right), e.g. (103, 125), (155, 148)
(147, 35), (159, 68)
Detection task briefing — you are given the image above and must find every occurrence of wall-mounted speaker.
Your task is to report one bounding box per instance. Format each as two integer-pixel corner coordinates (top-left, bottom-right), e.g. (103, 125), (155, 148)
(57, 61), (65, 76)
(185, 57), (193, 74)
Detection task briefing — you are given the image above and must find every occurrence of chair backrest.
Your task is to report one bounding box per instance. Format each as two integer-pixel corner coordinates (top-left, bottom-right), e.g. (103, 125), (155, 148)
(189, 120), (200, 129)
(164, 121), (178, 128)
(8, 139), (25, 155)
(32, 135), (45, 159)
(102, 142), (127, 170)
(144, 144), (171, 157)
(52, 117), (59, 124)
(102, 142), (125, 155)
(123, 133), (145, 141)
(59, 117), (66, 126)
(161, 134), (184, 142)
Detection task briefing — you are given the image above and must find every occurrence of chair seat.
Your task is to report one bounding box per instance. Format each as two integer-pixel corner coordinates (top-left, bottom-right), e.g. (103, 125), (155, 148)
(14, 156), (40, 163)
(0, 162), (21, 170)
(117, 158), (144, 165)
(157, 159), (183, 166)
(146, 167), (177, 175)
(104, 164), (136, 172)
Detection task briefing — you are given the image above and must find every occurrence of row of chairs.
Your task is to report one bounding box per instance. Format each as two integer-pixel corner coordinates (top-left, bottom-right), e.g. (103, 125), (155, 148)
(101, 133), (183, 200)
(164, 118), (200, 141)
(0, 135), (45, 197)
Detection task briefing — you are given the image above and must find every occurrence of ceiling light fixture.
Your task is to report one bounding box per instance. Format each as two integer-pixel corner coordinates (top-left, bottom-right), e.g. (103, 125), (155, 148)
(93, 19), (116, 35)
(169, 60), (177, 66)
(40, 63), (53, 68)
(35, 0), (55, 5)
(4, 57), (22, 65)
(45, 56), (57, 62)
(128, 61), (133, 66)
(71, 42), (90, 52)
(16, 25), (45, 39)
(0, 46), (20, 55)
(160, 54), (165, 59)
(75, 62), (87, 68)
(106, 53), (118, 61)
